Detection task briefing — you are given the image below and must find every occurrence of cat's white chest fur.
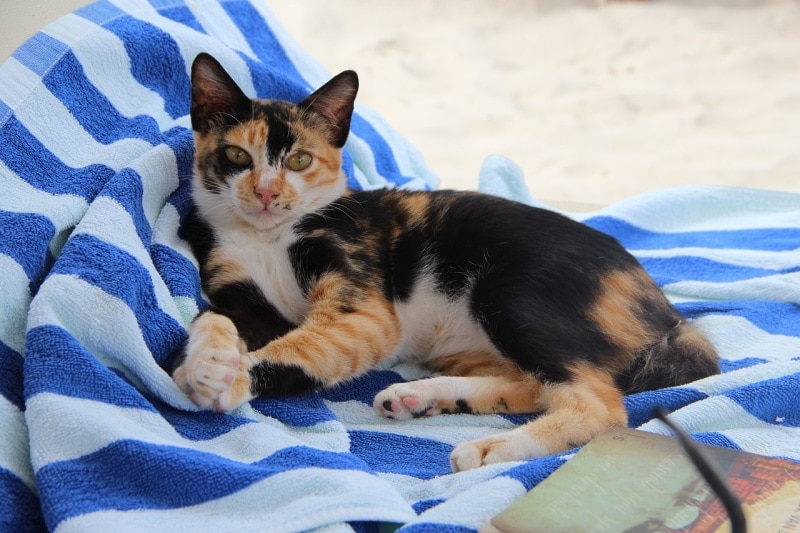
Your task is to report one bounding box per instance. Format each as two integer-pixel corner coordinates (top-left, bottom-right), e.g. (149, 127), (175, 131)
(218, 228), (308, 324)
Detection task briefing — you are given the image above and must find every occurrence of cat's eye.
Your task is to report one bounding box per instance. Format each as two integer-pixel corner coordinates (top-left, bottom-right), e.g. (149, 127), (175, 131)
(224, 146), (252, 167)
(286, 151), (312, 171)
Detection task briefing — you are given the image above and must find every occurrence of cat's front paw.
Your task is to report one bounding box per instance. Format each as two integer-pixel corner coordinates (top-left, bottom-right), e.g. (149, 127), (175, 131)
(173, 312), (254, 412)
(373, 382), (441, 420)
(449, 429), (549, 472)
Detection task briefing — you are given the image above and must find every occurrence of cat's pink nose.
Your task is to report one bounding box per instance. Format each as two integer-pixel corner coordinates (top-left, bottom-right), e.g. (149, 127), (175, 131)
(255, 185), (279, 208)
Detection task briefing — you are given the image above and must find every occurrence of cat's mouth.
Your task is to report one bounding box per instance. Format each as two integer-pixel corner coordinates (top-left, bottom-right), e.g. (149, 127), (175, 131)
(239, 202), (295, 230)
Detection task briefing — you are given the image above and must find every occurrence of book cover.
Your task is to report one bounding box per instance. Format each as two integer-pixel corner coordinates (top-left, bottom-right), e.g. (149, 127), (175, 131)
(487, 427), (800, 532)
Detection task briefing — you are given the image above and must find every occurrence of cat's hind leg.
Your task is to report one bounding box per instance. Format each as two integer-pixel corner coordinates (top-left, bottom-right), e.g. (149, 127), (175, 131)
(374, 351), (544, 419)
(449, 364), (627, 471)
(173, 311), (254, 412)
(374, 375), (543, 419)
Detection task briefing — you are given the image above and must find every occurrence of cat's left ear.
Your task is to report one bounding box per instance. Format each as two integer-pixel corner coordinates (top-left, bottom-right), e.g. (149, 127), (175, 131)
(299, 71), (359, 148)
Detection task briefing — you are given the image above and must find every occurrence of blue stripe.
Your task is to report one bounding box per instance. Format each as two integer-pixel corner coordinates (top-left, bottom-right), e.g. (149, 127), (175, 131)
(585, 216), (800, 252)
(0, 211), (54, 290)
(252, 393), (337, 427)
(349, 521), (390, 533)
(625, 387), (709, 428)
(412, 499), (444, 515)
(322, 370), (404, 405)
(37, 441), (372, 524)
(25, 325), (158, 410)
(342, 150), (359, 189)
(151, 243), (202, 302)
(158, 403), (254, 440)
(102, 18), (190, 119)
(0, 341), (25, 411)
(12, 33), (69, 78)
(42, 52), (163, 145)
(98, 168), (153, 245)
(75, 0), (126, 26)
(722, 373), (800, 427)
(348, 431), (452, 480)
(152, 2), (204, 32)
(0, 115), (114, 198)
(720, 358), (769, 373)
(401, 525), (472, 533)
(222, 2), (308, 102)
(350, 114), (416, 186)
(0, 99), (12, 126)
(694, 432), (741, 451)
(49, 235), (186, 363)
(641, 256), (787, 285)
(0, 468), (46, 533)
(499, 454), (568, 491)
(676, 300), (800, 337)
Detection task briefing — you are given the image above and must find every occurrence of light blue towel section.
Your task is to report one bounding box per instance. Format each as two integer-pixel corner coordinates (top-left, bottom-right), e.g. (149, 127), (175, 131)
(2, 1), (799, 531)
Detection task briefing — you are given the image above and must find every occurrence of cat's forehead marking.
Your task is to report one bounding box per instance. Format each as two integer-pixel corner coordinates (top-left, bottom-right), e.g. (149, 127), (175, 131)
(258, 101), (299, 165)
(224, 120), (268, 157)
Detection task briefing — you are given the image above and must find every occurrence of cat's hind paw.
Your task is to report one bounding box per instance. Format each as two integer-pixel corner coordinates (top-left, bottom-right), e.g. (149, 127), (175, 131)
(173, 312), (254, 412)
(373, 381), (441, 420)
(449, 429), (549, 472)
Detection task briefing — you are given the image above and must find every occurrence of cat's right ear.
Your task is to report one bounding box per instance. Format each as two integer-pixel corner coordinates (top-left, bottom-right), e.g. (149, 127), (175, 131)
(190, 53), (250, 134)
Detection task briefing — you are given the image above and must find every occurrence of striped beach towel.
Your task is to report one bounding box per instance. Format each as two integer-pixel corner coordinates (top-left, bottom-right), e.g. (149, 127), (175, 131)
(2, 1), (799, 531)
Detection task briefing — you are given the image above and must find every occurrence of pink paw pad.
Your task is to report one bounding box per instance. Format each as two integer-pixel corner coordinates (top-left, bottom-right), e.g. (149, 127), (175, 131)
(402, 396), (423, 410)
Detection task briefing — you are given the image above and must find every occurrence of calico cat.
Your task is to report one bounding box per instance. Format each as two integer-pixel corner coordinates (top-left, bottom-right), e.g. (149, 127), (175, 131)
(173, 53), (719, 472)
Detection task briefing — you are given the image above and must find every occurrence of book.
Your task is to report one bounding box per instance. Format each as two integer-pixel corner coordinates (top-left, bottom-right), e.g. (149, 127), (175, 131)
(486, 427), (800, 532)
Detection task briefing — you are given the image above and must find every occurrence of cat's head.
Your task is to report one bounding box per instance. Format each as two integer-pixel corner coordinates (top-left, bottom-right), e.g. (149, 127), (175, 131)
(189, 53), (358, 233)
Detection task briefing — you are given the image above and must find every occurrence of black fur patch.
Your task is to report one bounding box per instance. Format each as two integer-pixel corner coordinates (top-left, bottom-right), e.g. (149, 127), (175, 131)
(249, 361), (322, 397)
(455, 399), (473, 414)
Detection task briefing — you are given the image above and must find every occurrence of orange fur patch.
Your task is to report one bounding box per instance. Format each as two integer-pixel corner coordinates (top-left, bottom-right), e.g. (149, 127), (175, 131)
(204, 249), (248, 294)
(587, 268), (663, 366)
(250, 273), (401, 385)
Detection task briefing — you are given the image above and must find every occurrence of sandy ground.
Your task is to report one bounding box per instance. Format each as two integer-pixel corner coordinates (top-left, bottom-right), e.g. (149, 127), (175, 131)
(269, 0), (800, 206)
(4, 1), (799, 206)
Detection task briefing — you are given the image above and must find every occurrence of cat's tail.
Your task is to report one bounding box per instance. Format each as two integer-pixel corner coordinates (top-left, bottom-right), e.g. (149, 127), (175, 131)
(617, 320), (719, 394)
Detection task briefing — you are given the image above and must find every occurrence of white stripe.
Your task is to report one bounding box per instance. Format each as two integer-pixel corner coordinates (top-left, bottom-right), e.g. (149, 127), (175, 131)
(125, 143), (180, 230)
(0, 395), (36, 491)
(75, 197), (185, 327)
(55, 468), (413, 533)
(585, 185), (800, 231)
(693, 314), (800, 363)
(186, 0), (256, 58)
(379, 461), (522, 504)
(107, 0), (258, 97)
(172, 296), (199, 327)
(633, 246), (800, 271)
(0, 254), (31, 354)
(406, 475), (527, 530)
(689, 359), (800, 397)
(28, 275), (190, 408)
(26, 393), (348, 468)
(0, 56), (38, 111)
(151, 202), (201, 326)
(152, 202), (196, 267)
(0, 58), (154, 170)
(325, 398), (517, 446)
(639, 395), (800, 461)
(664, 272), (800, 304)
(0, 160), (89, 257)
(42, 14), (179, 132)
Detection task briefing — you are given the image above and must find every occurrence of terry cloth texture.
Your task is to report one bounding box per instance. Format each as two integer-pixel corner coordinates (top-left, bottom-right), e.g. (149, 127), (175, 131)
(1, 1), (799, 531)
